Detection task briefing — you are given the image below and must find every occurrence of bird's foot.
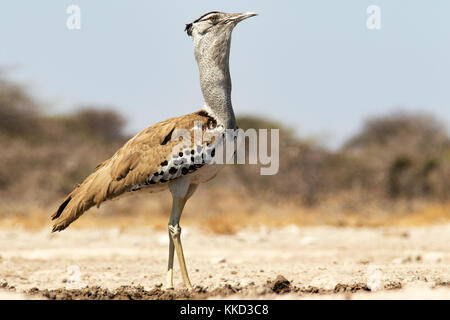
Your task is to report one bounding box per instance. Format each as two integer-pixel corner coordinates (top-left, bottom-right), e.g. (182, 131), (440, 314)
(186, 283), (194, 291)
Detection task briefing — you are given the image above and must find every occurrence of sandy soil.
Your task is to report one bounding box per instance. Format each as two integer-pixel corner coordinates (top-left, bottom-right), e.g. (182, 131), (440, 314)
(0, 224), (449, 299)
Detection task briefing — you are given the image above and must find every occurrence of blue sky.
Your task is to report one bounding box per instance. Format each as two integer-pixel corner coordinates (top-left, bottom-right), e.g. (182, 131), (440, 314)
(0, 1), (449, 147)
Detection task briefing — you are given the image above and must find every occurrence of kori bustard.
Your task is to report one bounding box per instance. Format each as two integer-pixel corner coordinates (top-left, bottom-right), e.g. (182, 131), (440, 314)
(51, 11), (257, 289)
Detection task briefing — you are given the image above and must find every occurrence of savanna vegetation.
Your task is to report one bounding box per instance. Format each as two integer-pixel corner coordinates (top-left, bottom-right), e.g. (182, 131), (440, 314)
(0, 72), (449, 232)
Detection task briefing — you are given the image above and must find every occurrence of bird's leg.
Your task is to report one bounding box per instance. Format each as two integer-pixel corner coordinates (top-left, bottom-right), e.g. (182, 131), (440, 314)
(165, 182), (198, 289)
(169, 223), (192, 289)
(166, 231), (175, 290)
(167, 197), (193, 290)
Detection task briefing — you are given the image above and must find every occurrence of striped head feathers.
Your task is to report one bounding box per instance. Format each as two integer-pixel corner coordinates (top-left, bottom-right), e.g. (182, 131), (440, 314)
(185, 11), (257, 37)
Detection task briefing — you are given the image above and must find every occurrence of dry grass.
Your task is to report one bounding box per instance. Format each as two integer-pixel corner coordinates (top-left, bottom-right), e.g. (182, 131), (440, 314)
(395, 203), (450, 226)
(0, 191), (449, 234)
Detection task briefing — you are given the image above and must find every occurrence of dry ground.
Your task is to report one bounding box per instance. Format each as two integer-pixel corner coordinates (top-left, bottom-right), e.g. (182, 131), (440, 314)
(0, 224), (449, 299)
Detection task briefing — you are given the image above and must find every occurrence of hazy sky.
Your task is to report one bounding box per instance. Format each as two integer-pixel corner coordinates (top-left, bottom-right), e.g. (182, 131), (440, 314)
(1, 1), (449, 147)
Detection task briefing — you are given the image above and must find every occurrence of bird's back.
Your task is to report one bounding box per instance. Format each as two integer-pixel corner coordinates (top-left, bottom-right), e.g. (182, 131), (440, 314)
(51, 109), (221, 231)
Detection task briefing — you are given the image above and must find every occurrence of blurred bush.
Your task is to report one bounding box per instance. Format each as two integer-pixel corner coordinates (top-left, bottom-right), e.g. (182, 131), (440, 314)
(0, 75), (41, 139)
(344, 112), (450, 202)
(226, 112), (449, 207)
(0, 74), (127, 203)
(0, 72), (448, 210)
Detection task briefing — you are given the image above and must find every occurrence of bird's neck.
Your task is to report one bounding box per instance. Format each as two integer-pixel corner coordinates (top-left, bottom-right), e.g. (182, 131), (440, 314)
(195, 36), (237, 129)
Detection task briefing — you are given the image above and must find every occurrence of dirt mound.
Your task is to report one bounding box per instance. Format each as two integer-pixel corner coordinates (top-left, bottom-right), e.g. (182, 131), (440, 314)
(24, 277), (394, 300)
(26, 284), (245, 300)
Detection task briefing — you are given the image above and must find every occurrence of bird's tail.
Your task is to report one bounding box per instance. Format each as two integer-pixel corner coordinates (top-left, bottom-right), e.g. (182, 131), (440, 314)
(51, 162), (112, 232)
(51, 191), (93, 232)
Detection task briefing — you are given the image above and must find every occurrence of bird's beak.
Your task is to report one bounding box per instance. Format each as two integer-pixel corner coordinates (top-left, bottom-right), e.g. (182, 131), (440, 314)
(230, 12), (258, 24)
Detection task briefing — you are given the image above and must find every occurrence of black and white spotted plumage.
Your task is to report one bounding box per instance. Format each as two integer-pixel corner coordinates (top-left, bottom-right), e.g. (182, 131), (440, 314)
(130, 134), (221, 192)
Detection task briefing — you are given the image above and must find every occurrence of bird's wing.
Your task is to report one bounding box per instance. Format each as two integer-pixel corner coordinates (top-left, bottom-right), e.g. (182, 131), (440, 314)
(51, 109), (218, 232)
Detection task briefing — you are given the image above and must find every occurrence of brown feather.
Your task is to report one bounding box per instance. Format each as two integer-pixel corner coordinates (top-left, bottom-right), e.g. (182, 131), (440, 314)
(51, 110), (216, 232)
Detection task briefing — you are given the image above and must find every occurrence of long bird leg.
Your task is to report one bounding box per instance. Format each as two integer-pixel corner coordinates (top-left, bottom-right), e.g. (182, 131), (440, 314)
(167, 197), (192, 289)
(166, 182), (198, 289)
(166, 231), (175, 289)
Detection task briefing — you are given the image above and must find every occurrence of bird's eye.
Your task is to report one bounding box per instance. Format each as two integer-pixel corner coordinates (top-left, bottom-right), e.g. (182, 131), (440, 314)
(209, 15), (218, 23)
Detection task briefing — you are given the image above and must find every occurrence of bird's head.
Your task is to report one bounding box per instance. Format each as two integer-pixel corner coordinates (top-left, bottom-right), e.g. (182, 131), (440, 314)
(185, 11), (257, 62)
(185, 11), (257, 37)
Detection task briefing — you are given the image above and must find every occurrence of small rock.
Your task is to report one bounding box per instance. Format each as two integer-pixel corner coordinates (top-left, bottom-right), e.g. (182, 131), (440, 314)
(400, 231), (410, 238)
(210, 257), (226, 264)
(402, 256), (413, 264)
(269, 275), (291, 294)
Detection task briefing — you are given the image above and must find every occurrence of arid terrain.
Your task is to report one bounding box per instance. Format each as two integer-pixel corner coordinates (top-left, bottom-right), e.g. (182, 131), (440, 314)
(0, 224), (449, 299)
(1, 68), (450, 300)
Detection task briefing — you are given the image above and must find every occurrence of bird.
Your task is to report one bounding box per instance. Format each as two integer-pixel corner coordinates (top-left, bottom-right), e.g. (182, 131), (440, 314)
(51, 11), (257, 290)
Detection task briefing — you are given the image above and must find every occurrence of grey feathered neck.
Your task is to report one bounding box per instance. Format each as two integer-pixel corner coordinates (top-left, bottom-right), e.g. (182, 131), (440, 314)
(193, 28), (237, 129)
